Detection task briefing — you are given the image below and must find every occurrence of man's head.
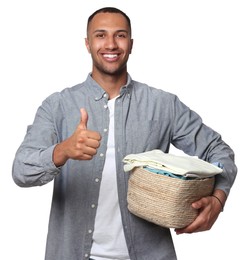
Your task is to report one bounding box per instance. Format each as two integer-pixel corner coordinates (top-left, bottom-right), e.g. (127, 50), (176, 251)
(85, 7), (133, 77)
(87, 7), (132, 38)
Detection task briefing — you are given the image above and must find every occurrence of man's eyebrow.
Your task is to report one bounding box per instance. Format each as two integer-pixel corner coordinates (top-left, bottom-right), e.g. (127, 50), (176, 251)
(92, 29), (129, 34)
(93, 29), (106, 33)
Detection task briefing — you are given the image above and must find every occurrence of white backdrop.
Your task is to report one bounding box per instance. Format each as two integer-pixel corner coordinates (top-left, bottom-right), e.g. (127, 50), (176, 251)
(0, 1), (247, 259)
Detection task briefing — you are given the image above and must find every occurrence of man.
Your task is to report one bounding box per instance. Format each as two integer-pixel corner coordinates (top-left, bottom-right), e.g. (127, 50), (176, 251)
(12, 7), (237, 260)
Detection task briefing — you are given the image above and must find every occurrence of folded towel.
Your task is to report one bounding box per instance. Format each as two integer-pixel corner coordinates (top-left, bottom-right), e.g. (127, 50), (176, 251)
(123, 149), (223, 178)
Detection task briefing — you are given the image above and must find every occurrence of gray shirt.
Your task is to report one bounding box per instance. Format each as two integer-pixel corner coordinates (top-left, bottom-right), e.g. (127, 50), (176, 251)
(12, 74), (237, 260)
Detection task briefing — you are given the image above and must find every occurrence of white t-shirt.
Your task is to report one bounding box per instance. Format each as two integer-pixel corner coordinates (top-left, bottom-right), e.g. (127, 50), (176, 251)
(90, 97), (130, 260)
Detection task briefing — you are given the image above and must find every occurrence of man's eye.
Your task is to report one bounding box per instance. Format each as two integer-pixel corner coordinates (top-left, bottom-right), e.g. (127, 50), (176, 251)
(96, 34), (104, 38)
(117, 34), (126, 38)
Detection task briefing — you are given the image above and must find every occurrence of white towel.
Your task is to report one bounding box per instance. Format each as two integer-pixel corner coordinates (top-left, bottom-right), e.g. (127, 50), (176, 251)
(123, 149), (223, 178)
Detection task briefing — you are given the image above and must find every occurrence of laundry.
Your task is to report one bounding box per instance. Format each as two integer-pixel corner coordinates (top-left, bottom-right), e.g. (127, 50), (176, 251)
(123, 149), (223, 178)
(143, 166), (192, 180)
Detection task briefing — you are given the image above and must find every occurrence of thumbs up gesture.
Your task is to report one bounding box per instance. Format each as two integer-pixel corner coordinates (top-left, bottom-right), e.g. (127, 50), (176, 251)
(76, 108), (101, 158)
(53, 108), (101, 166)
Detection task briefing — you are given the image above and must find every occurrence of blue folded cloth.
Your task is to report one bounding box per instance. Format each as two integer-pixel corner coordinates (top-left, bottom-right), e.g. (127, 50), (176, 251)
(144, 161), (223, 180)
(144, 166), (190, 180)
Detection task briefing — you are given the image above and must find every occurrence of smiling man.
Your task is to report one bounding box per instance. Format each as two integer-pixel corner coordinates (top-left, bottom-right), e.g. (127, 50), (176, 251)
(12, 7), (237, 260)
(85, 9), (133, 99)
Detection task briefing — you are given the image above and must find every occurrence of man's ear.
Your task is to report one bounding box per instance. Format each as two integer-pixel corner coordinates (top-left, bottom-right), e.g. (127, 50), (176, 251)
(85, 38), (91, 53)
(130, 39), (134, 54)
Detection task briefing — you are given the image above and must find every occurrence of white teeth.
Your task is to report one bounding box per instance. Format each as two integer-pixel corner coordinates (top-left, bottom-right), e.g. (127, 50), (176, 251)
(103, 54), (118, 58)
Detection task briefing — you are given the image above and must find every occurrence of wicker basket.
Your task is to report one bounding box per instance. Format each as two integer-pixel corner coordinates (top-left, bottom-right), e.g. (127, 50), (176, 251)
(127, 167), (215, 228)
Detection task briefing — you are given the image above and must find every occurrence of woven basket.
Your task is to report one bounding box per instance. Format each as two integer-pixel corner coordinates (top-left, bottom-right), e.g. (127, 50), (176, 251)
(127, 167), (215, 228)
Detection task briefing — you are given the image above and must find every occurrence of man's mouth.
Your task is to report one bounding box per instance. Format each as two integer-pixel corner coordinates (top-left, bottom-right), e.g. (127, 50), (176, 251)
(103, 54), (118, 58)
(102, 53), (119, 61)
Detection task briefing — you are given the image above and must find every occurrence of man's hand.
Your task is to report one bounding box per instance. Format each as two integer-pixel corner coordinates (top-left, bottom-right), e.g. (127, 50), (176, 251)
(53, 108), (101, 166)
(175, 189), (226, 234)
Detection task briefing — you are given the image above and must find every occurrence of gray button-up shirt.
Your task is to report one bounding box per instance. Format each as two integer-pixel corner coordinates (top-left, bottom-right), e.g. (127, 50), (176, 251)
(12, 74), (237, 260)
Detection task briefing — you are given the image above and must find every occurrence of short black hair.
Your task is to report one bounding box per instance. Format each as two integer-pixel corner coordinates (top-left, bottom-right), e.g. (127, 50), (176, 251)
(87, 7), (132, 36)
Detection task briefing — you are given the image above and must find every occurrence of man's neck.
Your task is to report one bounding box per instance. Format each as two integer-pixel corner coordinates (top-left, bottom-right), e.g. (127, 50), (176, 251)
(91, 71), (128, 99)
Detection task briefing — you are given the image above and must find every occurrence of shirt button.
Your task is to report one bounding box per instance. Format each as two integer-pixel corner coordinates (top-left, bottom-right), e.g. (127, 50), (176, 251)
(84, 253), (89, 258)
(104, 104), (108, 109)
(95, 178), (100, 182)
(91, 204), (96, 208)
(103, 128), (108, 132)
(88, 229), (93, 234)
(100, 153), (104, 157)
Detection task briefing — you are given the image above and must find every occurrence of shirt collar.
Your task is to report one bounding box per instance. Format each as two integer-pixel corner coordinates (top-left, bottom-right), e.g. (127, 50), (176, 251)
(85, 73), (133, 101)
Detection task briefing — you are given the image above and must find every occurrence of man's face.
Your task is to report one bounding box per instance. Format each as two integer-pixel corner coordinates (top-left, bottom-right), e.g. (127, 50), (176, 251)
(85, 12), (133, 76)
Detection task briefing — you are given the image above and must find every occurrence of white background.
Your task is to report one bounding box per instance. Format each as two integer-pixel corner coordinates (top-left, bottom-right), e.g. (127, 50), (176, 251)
(0, 0), (247, 259)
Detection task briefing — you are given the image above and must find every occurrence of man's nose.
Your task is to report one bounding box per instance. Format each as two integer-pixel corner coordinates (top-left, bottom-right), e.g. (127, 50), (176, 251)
(104, 36), (118, 49)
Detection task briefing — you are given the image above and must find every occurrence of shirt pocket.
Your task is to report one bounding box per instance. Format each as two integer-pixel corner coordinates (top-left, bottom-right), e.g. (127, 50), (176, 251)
(126, 120), (168, 154)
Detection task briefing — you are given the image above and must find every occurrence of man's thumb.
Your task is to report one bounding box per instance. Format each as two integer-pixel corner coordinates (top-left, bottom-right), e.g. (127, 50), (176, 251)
(80, 108), (88, 130)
